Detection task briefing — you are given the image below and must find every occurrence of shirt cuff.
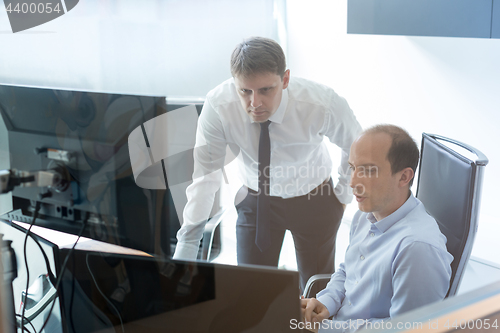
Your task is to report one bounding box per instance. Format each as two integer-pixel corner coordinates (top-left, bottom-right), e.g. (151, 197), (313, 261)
(316, 295), (337, 319)
(172, 242), (199, 260)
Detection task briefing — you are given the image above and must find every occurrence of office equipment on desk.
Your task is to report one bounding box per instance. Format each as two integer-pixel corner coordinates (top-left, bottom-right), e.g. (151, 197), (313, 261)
(0, 219), (302, 333)
(0, 84), (224, 260)
(0, 84), (230, 332)
(0, 84), (173, 256)
(303, 133), (489, 299)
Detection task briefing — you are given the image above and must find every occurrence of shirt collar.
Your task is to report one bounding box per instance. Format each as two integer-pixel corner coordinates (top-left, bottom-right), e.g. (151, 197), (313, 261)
(367, 193), (418, 233)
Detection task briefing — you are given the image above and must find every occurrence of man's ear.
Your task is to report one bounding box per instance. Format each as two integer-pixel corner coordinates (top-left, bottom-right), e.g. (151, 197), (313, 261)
(282, 69), (290, 89)
(399, 167), (414, 187)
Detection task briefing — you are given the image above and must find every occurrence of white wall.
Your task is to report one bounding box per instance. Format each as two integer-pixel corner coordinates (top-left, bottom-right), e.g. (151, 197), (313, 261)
(0, 0), (285, 97)
(287, 0), (500, 264)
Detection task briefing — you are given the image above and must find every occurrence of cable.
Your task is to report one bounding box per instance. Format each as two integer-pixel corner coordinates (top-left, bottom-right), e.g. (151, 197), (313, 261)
(16, 209), (72, 332)
(20, 326), (32, 333)
(86, 253), (125, 333)
(11, 218), (56, 285)
(38, 212), (89, 333)
(20, 201), (42, 333)
(16, 314), (37, 333)
(24, 230), (56, 285)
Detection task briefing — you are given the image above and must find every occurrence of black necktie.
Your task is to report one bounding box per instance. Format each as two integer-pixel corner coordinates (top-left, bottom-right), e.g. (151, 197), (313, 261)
(256, 120), (271, 252)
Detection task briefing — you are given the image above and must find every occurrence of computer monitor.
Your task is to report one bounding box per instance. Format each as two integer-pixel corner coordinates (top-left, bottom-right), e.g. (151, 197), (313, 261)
(1, 219), (302, 333)
(63, 253), (302, 332)
(0, 84), (191, 256)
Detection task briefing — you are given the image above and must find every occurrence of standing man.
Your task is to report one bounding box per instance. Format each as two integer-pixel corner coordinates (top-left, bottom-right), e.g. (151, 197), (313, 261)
(173, 36), (362, 291)
(302, 125), (453, 332)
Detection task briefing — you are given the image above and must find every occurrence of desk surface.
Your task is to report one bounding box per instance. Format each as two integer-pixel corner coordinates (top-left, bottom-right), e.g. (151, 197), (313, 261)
(12, 221), (152, 256)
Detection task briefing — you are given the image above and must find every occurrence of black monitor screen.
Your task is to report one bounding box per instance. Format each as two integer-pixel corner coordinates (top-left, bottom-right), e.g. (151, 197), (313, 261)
(0, 84), (183, 256)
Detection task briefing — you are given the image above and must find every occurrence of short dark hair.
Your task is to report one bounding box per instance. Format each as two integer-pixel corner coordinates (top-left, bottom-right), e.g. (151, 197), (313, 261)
(230, 36), (287, 78)
(365, 124), (419, 187)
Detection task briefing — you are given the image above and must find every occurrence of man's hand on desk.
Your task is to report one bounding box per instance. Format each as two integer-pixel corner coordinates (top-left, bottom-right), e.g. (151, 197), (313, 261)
(301, 297), (329, 332)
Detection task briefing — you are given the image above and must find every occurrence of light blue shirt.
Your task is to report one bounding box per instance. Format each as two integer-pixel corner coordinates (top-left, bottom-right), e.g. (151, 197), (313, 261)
(316, 194), (453, 332)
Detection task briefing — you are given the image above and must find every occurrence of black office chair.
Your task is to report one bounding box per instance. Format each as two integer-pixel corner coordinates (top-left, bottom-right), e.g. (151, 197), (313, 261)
(415, 133), (488, 296)
(303, 133), (488, 298)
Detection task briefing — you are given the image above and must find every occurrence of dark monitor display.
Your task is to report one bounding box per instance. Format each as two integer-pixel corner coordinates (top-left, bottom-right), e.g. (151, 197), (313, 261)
(62, 252), (302, 333)
(0, 219), (302, 333)
(0, 84), (194, 256)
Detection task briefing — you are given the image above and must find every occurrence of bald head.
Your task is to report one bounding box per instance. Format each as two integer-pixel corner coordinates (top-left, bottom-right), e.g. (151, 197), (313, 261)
(348, 125), (419, 221)
(363, 124), (419, 184)
(351, 131), (393, 168)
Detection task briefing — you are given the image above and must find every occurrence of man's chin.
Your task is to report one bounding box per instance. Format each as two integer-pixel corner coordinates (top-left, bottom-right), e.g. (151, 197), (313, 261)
(248, 111), (270, 123)
(357, 203), (370, 213)
(254, 119), (269, 123)
(250, 115), (270, 123)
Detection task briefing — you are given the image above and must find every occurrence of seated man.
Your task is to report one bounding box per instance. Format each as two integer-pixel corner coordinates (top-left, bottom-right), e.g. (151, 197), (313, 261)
(302, 124), (453, 332)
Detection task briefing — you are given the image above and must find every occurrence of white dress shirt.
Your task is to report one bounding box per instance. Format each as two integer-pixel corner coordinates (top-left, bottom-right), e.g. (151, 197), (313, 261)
(316, 195), (453, 332)
(174, 77), (362, 259)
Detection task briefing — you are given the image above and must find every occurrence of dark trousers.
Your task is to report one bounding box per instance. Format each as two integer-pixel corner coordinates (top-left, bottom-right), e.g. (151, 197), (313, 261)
(235, 179), (344, 293)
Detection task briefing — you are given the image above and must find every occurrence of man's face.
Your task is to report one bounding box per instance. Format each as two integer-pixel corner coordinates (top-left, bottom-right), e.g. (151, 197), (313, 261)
(234, 70), (290, 123)
(348, 132), (405, 221)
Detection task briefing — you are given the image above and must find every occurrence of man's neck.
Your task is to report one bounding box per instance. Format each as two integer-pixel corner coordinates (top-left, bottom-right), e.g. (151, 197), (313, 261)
(372, 190), (412, 222)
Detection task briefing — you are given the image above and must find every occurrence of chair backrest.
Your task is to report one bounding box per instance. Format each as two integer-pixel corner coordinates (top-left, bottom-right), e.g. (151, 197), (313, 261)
(416, 133), (488, 297)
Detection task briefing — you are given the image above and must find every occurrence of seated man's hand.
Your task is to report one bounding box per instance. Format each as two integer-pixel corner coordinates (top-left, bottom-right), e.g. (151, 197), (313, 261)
(301, 297), (330, 324)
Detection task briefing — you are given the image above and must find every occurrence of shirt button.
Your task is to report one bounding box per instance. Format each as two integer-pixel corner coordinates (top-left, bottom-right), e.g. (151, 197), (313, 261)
(370, 233), (375, 237)
(360, 255), (365, 260)
(349, 302), (352, 306)
(355, 281), (359, 284)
